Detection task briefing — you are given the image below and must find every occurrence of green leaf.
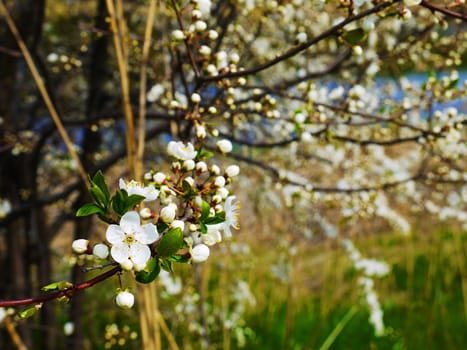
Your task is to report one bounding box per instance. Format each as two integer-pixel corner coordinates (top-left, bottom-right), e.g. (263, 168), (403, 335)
(91, 170), (110, 203)
(135, 258), (161, 284)
(89, 185), (108, 208)
(19, 304), (42, 319)
(111, 190), (145, 217)
(156, 228), (184, 257)
(200, 221), (208, 234)
(203, 212), (225, 225)
(157, 222), (169, 233)
(41, 281), (73, 291)
(169, 253), (191, 263)
(125, 194), (146, 209)
(76, 203), (104, 217)
(200, 201), (211, 221)
(342, 28), (366, 45)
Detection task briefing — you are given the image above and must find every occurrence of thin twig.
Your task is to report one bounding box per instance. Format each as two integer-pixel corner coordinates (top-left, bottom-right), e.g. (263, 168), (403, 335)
(0, 266), (122, 308)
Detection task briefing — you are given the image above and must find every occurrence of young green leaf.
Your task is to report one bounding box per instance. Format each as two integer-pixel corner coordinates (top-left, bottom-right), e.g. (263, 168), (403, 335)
(156, 228), (184, 257)
(19, 304), (42, 319)
(76, 203), (104, 217)
(135, 258), (161, 284)
(91, 170), (111, 202)
(200, 201), (211, 221)
(89, 185), (108, 208)
(111, 190), (145, 217)
(41, 281), (73, 291)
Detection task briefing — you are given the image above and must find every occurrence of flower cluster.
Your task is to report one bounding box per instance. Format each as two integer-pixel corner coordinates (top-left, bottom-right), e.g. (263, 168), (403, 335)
(343, 239), (389, 337)
(72, 140), (240, 307)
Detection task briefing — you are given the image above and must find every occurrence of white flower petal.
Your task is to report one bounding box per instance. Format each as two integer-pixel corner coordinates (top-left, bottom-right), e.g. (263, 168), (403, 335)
(119, 211), (141, 232)
(142, 185), (159, 202)
(119, 178), (127, 190)
(106, 225), (125, 245)
(110, 244), (131, 263)
(136, 223), (159, 244)
(129, 243), (151, 267)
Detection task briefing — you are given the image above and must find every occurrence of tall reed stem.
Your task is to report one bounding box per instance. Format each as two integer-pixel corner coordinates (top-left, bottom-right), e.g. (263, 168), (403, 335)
(0, 0), (87, 185)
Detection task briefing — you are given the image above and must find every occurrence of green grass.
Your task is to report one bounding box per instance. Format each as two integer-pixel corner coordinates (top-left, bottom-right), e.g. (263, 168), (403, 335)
(236, 229), (467, 350)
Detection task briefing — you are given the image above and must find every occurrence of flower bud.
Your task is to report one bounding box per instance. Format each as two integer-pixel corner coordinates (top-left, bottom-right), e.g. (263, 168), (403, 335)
(139, 207), (154, 220)
(210, 164), (220, 175)
(194, 20), (207, 32)
(171, 29), (185, 41)
(216, 139), (233, 153)
(161, 204), (177, 223)
(153, 172), (166, 184)
(196, 161), (208, 172)
(93, 244), (109, 259)
(120, 259), (134, 271)
(214, 176), (226, 187)
(171, 220), (185, 231)
(191, 93), (201, 103)
(184, 159), (195, 171)
(225, 165), (240, 177)
(72, 239), (89, 254)
(191, 244), (210, 263)
(184, 176), (195, 187)
(116, 291), (135, 309)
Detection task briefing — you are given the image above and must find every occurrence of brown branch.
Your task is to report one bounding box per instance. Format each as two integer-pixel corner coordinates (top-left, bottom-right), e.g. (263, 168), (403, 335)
(0, 265), (122, 308)
(421, 0), (467, 21)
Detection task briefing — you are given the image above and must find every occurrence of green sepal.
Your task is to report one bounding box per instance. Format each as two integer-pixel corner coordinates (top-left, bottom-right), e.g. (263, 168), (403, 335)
(156, 228), (183, 257)
(182, 180), (197, 199)
(159, 258), (174, 273)
(135, 258), (161, 284)
(41, 281), (73, 292)
(76, 203), (104, 217)
(342, 28), (366, 45)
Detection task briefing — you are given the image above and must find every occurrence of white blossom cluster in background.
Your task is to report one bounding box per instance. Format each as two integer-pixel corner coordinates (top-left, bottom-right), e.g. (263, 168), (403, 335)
(0, 198), (11, 219)
(343, 239), (389, 337)
(72, 140), (240, 308)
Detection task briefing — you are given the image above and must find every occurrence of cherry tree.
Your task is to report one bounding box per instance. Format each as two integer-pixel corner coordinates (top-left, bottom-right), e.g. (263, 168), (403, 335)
(0, 0), (465, 349)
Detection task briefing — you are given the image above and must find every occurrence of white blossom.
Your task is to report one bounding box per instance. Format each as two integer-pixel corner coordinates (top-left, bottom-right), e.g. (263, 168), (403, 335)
(167, 141), (198, 160)
(119, 179), (159, 202)
(106, 211), (158, 271)
(115, 291), (135, 309)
